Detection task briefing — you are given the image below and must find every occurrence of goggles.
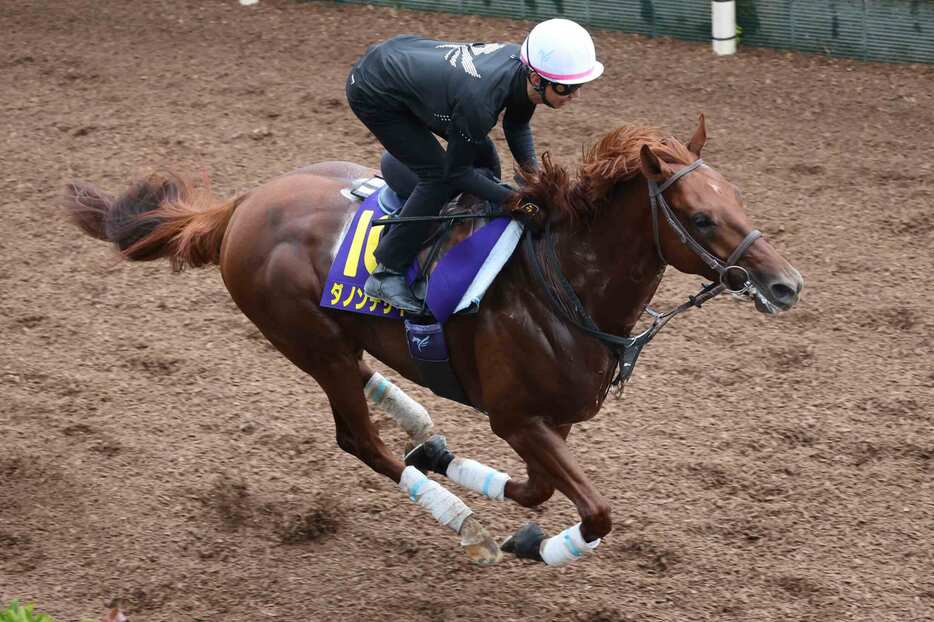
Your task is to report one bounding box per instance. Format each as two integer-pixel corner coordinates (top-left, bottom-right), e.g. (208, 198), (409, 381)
(549, 81), (582, 96)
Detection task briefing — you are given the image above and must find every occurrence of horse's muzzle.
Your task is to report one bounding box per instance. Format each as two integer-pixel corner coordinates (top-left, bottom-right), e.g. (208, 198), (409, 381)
(751, 267), (804, 314)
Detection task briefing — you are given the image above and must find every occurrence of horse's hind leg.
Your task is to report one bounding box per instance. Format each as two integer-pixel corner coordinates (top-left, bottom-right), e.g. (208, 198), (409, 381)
(314, 360), (500, 564)
(357, 361), (433, 445)
(316, 363), (401, 479)
(265, 327), (499, 563)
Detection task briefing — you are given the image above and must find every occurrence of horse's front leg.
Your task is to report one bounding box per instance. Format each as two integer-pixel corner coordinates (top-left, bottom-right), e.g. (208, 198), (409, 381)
(404, 434), (557, 507)
(494, 417), (611, 566)
(503, 423), (570, 506)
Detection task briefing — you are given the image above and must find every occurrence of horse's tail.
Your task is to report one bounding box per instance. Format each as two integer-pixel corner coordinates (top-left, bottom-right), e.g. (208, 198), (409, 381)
(63, 173), (245, 271)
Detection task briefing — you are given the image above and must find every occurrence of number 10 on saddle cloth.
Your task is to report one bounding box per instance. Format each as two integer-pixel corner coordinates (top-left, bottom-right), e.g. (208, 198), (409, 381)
(321, 187), (523, 323)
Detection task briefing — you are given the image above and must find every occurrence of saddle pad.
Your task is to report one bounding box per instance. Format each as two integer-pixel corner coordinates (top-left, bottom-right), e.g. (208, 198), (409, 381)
(425, 216), (523, 323)
(321, 189), (524, 321)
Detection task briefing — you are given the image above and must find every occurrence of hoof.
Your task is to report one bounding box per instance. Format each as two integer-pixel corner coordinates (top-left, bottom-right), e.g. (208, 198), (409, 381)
(410, 426), (434, 447)
(404, 434), (454, 475)
(501, 522), (545, 562)
(459, 516), (502, 566)
(402, 428), (434, 457)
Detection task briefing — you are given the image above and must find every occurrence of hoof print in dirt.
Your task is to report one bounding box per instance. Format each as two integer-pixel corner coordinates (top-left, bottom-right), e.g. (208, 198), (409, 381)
(208, 475), (252, 530)
(620, 538), (679, 576)
(277, 507), (341, 544)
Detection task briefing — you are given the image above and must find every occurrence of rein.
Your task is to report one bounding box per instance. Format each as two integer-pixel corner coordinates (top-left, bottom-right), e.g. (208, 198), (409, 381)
(372, 212), (494, 225)
(524, 158), (762, 386)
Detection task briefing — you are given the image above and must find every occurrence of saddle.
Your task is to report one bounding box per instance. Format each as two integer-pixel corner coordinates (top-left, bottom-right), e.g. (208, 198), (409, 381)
(344, 176), (520, 322)
(334, 175), (524, 408)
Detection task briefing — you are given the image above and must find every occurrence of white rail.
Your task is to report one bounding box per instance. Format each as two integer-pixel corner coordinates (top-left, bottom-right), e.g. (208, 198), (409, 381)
(712, 0), (737, 56)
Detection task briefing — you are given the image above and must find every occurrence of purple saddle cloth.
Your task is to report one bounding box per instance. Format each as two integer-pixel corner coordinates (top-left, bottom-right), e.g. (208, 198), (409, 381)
(321, 188), (513, 324)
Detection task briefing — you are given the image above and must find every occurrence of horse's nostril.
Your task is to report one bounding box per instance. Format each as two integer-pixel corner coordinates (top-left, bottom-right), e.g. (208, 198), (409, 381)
(771, 282), (797, 306)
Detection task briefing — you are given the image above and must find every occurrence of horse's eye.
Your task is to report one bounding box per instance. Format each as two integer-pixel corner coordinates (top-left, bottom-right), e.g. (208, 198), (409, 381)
(692, 213), (715, 229)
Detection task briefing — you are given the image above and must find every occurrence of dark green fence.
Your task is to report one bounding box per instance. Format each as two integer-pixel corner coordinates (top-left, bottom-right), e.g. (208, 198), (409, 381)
(331, 1), (934, 64)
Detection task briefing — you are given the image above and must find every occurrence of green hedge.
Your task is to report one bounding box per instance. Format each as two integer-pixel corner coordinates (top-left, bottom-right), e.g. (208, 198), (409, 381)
(1, 601), (56, 622)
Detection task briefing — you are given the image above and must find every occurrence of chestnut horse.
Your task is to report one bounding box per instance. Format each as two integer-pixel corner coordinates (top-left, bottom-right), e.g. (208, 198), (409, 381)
(64, 117), (803, 567)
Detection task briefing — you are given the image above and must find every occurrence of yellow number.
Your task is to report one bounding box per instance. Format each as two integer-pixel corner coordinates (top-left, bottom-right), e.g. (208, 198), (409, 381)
(364, 225), (383, 275)
(343, 210), (374, 278)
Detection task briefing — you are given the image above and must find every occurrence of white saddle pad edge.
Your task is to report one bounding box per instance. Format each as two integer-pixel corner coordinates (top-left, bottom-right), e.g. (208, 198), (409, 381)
(454, 220), (525, 315)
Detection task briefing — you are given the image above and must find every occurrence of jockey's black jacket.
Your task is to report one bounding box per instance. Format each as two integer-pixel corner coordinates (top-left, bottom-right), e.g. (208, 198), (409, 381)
(349, 35), (537, 203)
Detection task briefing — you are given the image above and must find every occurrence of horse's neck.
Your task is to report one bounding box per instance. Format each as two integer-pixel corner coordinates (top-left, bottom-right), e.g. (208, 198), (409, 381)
(553, 178), (664, 337)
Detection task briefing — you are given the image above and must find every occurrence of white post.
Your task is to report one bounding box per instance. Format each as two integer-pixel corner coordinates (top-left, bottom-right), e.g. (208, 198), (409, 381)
(712, 1), (737, 56)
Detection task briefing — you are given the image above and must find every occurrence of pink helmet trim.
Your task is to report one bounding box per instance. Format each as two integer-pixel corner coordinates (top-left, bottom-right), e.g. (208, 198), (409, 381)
(520, 47), (601, 83)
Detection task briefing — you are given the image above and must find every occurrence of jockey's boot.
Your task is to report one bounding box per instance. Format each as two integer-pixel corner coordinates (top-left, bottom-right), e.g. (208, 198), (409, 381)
(364, 264), (423, 313)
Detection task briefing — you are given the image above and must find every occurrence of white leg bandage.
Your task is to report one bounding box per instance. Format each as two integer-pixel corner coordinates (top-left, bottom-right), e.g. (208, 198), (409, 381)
(400, 466), (472, 534)
(365, 372), (433, 442)
(445, 458), (510, 501)
(540, 522), (600, 567)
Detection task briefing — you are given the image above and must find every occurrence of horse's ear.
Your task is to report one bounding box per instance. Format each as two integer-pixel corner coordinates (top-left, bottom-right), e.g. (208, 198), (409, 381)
(687, 113), (707, 157)
(639, 144), (668, 181)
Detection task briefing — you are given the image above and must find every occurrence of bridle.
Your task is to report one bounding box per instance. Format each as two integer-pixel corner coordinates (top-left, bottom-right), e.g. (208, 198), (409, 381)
(524, 157), (764, 386)
(649, 158), (761, 295)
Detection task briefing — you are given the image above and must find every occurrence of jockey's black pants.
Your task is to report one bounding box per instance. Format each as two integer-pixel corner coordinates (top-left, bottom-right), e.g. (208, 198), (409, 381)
(346, 79), (502, 273)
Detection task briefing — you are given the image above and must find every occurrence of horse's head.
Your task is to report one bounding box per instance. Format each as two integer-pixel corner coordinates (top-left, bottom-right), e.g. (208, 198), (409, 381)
(638, 115), (803, 313)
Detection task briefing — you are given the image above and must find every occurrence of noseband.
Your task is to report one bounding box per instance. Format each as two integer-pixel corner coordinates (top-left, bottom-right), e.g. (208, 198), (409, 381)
(523, 158), (764, 387)
(649, 159), (762, 293)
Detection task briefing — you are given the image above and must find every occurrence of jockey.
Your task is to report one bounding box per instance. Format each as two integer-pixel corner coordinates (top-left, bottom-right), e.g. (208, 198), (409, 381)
(346, 18), (604, 312)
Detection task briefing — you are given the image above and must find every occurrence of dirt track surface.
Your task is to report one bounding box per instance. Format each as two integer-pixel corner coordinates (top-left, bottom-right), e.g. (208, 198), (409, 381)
(1, 1), (932, 621)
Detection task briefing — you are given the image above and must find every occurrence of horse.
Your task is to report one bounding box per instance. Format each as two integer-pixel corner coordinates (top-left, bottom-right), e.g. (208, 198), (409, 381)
(63, 115), (803, 567)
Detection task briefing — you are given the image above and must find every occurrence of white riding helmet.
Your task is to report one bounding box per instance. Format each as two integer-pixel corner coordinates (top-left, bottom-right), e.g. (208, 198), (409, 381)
(520, 18), (604, 85)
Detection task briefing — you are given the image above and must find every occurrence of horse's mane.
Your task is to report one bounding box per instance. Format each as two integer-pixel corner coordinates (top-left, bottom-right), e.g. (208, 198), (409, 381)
(513, 125), (696, 226)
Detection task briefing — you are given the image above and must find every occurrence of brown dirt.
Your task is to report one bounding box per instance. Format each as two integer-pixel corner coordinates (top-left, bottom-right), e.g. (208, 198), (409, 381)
(1, 1), (932, 621)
